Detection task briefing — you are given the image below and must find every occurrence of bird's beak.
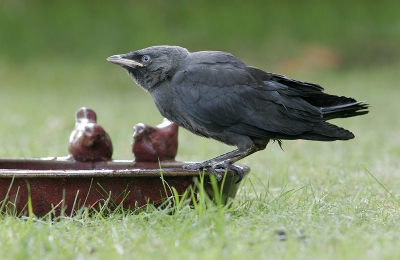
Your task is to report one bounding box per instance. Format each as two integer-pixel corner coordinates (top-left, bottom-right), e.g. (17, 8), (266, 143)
(106, 55), (144, 68)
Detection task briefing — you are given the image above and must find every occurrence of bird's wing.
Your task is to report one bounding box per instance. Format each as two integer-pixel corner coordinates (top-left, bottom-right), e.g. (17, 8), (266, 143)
(171, 54), (324, 138)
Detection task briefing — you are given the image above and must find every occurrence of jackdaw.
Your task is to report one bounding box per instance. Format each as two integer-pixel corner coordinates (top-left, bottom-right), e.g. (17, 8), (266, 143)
(107, 45), (368, 182)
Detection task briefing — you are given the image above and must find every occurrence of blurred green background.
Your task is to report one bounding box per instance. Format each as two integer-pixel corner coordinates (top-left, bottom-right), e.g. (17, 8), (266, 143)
(0, 0), (399, 160)
(1, 0), (399, 68)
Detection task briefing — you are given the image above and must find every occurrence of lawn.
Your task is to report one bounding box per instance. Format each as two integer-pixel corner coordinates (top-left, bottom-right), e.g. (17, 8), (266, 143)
(1, 2), (400, 258)
(0, 57), (399, 259)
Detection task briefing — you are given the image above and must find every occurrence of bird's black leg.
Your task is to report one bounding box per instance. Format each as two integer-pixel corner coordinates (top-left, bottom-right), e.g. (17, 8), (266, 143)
(183, 149), (244, 170)
(184, 141), (268, 183)
(212, 145), (263, 183)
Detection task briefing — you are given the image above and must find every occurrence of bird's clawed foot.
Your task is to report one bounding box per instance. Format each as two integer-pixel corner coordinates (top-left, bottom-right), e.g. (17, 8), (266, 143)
(183, 161), (244, 183)
(210, 162), (244, 183)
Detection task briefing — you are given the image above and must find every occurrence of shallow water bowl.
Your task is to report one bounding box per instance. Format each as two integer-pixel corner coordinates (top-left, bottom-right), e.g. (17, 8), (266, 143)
(0, 158), (249, 217)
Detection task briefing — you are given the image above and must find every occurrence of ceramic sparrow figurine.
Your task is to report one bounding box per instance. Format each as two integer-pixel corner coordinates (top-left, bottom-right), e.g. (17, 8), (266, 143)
(69, 107), (113, 162)
(132, 119), (178, 163)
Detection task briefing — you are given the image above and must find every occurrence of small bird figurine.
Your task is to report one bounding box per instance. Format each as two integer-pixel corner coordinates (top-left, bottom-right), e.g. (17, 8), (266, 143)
(69, 107), (113, 162)
(132, 119), (178, 163)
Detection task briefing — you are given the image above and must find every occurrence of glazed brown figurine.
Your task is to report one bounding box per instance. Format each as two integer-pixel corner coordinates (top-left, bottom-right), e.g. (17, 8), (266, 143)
(132, 119), (178, 163)
(69, 107), (113, 162)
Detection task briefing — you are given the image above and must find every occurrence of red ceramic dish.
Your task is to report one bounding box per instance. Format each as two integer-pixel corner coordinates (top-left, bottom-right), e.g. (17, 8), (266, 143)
(0, 158), (249, 217)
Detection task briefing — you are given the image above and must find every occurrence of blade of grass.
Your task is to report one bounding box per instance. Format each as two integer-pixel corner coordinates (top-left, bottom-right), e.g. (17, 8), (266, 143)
(0, 175), (16, 215)
(362, 164), (400, 207)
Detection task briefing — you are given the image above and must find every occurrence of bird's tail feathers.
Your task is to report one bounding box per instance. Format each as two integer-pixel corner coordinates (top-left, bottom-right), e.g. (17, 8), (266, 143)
(321, 101), (369, 121)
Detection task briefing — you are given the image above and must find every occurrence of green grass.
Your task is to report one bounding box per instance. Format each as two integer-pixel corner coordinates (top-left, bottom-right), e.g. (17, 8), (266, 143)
(1, 58), (400, 259)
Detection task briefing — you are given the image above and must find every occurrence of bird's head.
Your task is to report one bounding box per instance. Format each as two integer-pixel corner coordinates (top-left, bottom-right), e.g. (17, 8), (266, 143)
(107, 45), (189, 91)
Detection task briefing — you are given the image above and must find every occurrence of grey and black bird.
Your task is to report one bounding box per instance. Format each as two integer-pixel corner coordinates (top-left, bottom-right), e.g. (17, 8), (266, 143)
(107, 45), (368, 182)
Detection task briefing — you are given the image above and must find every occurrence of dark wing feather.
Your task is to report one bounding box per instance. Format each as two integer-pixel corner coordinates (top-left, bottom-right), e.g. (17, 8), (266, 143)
(171, 52), (334, 141)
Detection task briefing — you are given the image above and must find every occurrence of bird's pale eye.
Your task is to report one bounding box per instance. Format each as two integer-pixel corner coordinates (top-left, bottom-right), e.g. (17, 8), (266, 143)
(141, 55), (151, 63)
